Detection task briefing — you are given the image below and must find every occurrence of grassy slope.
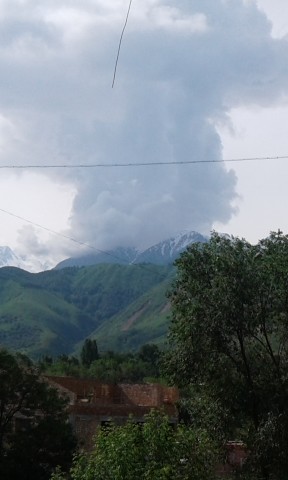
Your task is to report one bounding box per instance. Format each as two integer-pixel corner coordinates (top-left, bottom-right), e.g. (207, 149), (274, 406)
(92, 280), (173, 352)
(0, 284), (94, 357)
(0, 264), (175, 357)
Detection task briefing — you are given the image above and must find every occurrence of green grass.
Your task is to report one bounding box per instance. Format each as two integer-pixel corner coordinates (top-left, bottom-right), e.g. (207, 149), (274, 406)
(92, 280), (173, 352)
(0, 264), (175, 358)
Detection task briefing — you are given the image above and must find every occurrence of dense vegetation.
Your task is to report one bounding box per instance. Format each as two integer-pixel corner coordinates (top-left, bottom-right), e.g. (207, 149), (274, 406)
(0, 264), (174, 357)
(164, 231), (288, 479)
(51, 410), (219, 480)
(4, 231), (288, 479)
(0, 349), (76, 480)
(0, 342), (163, 479)
(40, 341), (162, 383)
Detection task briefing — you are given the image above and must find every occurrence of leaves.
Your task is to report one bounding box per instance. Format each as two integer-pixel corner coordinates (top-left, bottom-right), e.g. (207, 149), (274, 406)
(0, 348), (76, 480)
(163, 231), (288, 478)
(61, 410), (218, 480)
(80, 339), (99, 367)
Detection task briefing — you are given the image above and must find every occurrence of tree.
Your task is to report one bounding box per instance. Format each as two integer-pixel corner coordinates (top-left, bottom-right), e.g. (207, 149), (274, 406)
(40, 355), (81, 377)
(40, 348), (163, 383)
(80, 338), (99, 367)
(51, 410), (219, 480)
(0, 349), (76, 480)
(163, 231), (288, 479)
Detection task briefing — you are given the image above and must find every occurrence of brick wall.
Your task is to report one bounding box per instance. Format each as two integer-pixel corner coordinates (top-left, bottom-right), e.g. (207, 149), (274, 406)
(45, 376), (117, 404)
(45, 376), (179, 408)
(45, 376), (179, 450)
(119, 383), (161, 406)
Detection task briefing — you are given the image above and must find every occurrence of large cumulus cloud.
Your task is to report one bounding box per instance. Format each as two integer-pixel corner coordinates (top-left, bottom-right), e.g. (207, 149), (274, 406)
(0, 0), (287, 252)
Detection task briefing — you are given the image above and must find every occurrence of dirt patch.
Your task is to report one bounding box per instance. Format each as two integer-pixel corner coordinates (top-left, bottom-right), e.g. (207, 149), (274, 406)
(121, 302), (150, 331)
(160, 302), (171, 315)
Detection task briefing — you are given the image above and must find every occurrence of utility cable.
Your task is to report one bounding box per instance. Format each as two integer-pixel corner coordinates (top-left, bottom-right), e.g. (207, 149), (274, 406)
(112, 0), (133, 88)
(0, 155), (288, 169)
(0, 206), (170, 278)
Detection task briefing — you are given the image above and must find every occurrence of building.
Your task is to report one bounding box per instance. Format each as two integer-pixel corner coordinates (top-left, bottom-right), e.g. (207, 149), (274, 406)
(45, 376), (179, 449)
(217, 441), (248, 476)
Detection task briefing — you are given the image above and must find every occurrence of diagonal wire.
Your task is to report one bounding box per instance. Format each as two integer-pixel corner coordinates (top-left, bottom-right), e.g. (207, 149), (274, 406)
(112, 0), (134, 88)
(0, 206), (169, 278)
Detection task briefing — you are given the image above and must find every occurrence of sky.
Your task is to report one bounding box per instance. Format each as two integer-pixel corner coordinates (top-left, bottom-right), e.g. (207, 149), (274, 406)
(0, 0), (288, 267)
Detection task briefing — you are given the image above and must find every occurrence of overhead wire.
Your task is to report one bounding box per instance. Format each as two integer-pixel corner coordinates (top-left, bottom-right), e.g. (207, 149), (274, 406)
(2, 1), (283, 276)
(0, 206), (170, 278)
(0, 206), (128, 262)
(112, 0), (134, 88)
(0, 155), (287, 169)
(0, 153), (287, 273)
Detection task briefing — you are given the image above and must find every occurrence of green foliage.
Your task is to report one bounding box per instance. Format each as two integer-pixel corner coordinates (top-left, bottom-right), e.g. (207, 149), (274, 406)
(40, 354), (82, 377)
(0, 264), (173, 357)
(40, 344), (162, 383)
(51, 410), (219, 480)
(138, 343), (160, 364)
(164, 231), (288, 479)
(80, 339), (99, 367)
(177, 384), (231, 443)
(93, 278), (174, 352)
(0, 348), (76, 480)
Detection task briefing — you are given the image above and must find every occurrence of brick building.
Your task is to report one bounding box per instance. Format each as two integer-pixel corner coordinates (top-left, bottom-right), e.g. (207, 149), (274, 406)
(45, 376), (179, 449)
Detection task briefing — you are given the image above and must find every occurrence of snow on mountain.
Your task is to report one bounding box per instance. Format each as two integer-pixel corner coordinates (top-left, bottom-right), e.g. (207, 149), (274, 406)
(55, 231), (208, 269)
(134, 231), (208, 265)
(0, 246), (53, 272)
(0, 246), (20, 268)
(0, 232), (209, 272)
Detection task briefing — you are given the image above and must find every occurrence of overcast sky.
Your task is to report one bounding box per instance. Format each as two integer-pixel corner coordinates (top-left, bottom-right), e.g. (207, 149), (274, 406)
(0, 0), (288, 266)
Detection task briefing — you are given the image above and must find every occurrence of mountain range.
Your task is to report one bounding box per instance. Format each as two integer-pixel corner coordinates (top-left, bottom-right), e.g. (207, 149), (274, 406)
(0, 231), (207, 272)
(55, 231), (208, 269)
(0, 231), (207, 358)
(0, 264), (174, 358)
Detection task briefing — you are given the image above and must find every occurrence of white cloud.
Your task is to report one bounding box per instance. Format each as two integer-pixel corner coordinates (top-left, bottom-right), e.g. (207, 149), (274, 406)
(0, 0), (287, 259)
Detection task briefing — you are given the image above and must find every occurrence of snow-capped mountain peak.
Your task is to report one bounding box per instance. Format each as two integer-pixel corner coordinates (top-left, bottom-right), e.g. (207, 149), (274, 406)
(133, 231), (208, 265)
(162, 231), (208, 257)
(54, 230), (209, 269)
(0, 246), (23, 268)
(0, 231), (208, 272)
(0, 246), (53, 272)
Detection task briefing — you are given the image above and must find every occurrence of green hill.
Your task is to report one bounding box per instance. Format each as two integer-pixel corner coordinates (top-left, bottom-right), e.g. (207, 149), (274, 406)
(92, 280), (172, 352)
(0, 264), (174, 358)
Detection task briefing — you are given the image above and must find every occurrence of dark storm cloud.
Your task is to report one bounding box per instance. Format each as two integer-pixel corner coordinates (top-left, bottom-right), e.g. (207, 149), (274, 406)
(0, 0), (286, 252)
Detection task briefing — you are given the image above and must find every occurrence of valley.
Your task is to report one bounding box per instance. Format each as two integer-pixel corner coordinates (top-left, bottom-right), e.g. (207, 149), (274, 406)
(0, 263), (174, 358)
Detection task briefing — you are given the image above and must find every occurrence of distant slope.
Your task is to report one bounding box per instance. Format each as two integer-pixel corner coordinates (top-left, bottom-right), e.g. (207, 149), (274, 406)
(55, 247), (139, 269)
(0, 268), (95, 358)
(134, 231), (207, 265)
(0, 264), (174, 358)
(91, 278), (173, 353)
(55, 231), (207, 269)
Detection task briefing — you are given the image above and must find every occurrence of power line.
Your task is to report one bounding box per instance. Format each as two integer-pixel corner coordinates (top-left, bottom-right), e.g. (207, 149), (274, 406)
(0, 155), (288, 169)
(112, 0), (134, 88)
(0, 206), (168, 278)
(0, 206), (115, 257)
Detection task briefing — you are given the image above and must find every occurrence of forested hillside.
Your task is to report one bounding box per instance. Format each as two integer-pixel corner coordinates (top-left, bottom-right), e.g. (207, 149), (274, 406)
(0, 264), (174, 358)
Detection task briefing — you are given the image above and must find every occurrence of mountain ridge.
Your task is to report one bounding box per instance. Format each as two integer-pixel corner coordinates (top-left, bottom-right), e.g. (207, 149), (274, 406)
(0, 263), (174, 358)
(0, 246), (53, 272)
(55, 231), (208, 269)
(0, 231), (208, 357)
(0, 231), (208, 272)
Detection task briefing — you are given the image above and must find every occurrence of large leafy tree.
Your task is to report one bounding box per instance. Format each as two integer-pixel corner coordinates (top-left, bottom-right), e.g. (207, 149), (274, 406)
(51, 410), (219, 480)
(164, 231), (288, 479)
(0, 349), (76, 480)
